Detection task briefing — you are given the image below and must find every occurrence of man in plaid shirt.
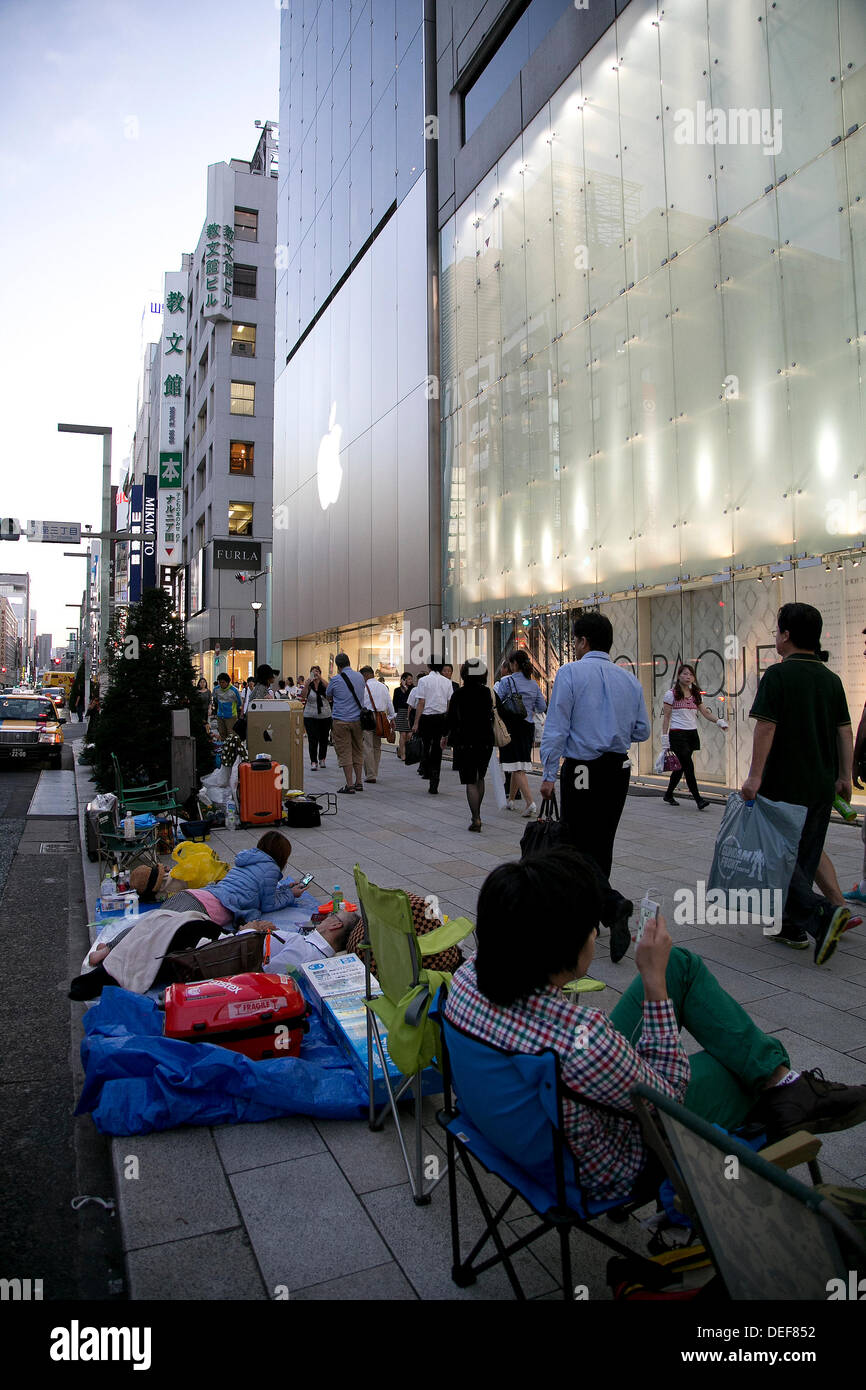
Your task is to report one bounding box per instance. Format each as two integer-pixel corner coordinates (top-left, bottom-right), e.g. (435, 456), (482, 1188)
(445, 849), (866, 1203)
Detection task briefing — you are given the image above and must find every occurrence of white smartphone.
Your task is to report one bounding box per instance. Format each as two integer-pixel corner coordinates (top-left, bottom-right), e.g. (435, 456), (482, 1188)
(634, 892), (660, 944)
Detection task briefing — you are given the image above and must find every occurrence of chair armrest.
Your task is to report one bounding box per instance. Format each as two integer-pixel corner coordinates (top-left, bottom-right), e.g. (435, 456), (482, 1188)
(758, 1130), (822, 1171)
(418, 917), (476, 956)
(563, 977), (606, 994)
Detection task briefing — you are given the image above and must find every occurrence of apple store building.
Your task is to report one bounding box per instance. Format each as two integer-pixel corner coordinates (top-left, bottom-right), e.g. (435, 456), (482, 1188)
(272, 2), (443, 690)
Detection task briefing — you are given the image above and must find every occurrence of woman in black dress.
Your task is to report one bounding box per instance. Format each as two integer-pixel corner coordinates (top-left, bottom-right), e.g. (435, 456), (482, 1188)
(393, 671), (415, 761)
(442, 658), (494, 832)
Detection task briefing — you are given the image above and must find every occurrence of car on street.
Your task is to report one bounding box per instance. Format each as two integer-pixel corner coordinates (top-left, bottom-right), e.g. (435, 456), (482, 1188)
(0, 693), (64, 769)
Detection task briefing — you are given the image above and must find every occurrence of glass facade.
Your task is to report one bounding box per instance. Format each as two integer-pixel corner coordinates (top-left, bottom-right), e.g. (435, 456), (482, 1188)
(441, 0), (866, 785)
(442, 0), (866, 615)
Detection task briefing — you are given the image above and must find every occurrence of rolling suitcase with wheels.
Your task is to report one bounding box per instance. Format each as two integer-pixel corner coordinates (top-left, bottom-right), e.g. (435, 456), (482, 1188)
(237, 758), (282, 828)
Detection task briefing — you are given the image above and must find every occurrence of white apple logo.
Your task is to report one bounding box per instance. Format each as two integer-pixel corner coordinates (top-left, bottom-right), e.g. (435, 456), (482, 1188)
(317, 401), (343, 510)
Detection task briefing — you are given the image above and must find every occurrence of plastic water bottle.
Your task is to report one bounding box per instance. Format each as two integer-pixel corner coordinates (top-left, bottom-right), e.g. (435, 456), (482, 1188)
(833, 794), (858, 823)
(123, 811), (135, 841)
(100, 874), (115, 899)
(332, 885), (343, 911)
(225, 799), (239, 831)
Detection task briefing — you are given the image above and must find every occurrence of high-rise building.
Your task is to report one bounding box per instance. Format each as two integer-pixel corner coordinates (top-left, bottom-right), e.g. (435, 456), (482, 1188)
(0, 572), (30, 680)
(122, 128), (278, 687)
(35, 634), (52, 674)
(273, 3), (444, 684)
(0, 595), (17, 683)
(435, 0), (866, 790)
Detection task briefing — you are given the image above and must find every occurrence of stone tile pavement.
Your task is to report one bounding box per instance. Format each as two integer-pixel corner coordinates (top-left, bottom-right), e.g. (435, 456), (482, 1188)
(73, 743), (866, 1300)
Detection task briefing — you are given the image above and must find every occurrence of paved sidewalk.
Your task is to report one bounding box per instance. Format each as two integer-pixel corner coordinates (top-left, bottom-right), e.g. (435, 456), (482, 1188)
(73, 744), (866, 1300)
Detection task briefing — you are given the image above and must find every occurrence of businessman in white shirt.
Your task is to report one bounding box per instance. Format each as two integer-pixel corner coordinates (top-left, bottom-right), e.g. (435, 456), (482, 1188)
(413, 662), (456, 793)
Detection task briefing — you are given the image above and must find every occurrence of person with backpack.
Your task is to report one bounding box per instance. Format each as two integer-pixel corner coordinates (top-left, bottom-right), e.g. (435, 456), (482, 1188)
(213, 673), (241, 740)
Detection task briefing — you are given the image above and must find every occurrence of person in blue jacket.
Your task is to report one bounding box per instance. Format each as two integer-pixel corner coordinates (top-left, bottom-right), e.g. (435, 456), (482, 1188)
(164, 831), (315, 927)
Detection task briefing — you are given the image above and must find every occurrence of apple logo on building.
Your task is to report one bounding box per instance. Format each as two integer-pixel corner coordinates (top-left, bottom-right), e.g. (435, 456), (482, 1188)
(317, 402), (343, 510)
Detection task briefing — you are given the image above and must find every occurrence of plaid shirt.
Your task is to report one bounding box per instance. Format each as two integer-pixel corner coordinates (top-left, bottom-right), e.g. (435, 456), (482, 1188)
(444, 961), (690, 1203)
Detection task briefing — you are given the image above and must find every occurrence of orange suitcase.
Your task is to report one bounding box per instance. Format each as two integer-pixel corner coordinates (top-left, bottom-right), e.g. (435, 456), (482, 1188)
(238, 759), (282, 828)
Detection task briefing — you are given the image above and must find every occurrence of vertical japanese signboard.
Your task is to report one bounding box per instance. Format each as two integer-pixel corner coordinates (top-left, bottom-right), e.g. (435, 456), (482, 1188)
(203, 163), (234, 324)
(158, 268), (187, 566)
(129, 485), (143, 602)
(143, 475), (158, 591)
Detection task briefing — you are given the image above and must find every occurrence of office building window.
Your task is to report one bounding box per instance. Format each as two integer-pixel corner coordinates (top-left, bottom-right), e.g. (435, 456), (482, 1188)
(230, 441), (254, 476)
(196, 404), (207, 442)
(231, 323), (256, 357)
(234, 207), (258, 241)
(233, 264), (257, 298)
(228, 502), (253, 536)
(230, 381), (255, 416)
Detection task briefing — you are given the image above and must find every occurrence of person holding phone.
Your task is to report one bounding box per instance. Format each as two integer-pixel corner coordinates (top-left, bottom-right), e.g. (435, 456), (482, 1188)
(661, 663), (726, 810)
(444, 848), (866, 1204)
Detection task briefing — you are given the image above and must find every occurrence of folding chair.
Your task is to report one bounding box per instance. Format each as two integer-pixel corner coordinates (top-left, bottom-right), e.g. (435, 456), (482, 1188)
(631, 1083), (866, 1299)
(435, 1005), (663, 1299)
(111, 751), (182, 820)
(96, 812), (160, 879)
(352, 865), (475, 1205)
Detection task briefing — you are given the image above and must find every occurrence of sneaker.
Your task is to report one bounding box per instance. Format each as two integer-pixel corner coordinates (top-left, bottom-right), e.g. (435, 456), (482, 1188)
(751, 1069), (866, 1141)
(506, 800), (516, 811)
(319, 760), (327, 768)
(609, 898), (634, 965)
(814, 905), (851, 966)
(843, 887), (866, 905)
(696, 798), (711, 811)
(522, 801), (538, 818)
(662, 794), (679, 806)
(771, 928), (809, 951)
(310, 762), (318, 771)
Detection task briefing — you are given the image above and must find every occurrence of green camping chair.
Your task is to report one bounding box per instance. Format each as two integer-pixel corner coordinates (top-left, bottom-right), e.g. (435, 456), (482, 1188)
(96, 812), (160, 879)
(352, 865), (476, 1205)
(111, 752), (182, 819)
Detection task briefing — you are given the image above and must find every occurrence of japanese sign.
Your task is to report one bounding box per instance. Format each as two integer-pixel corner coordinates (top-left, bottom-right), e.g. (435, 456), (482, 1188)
(143, 475), (158, 591)
(158, 268), (188, 566)
(25, 521), (82, 544)
(203, 162), (234, 324)
(129, 484), (143, 602)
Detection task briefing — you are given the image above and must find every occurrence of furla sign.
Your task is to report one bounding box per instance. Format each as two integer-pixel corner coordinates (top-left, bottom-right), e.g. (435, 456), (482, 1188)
(213, 539), (262, 569)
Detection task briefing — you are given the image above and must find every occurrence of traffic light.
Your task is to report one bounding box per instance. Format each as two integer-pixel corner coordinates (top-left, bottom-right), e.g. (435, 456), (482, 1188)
(53, 657), (61, 665)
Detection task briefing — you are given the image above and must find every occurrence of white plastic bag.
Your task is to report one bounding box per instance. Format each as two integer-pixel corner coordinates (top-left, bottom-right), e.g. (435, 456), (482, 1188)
(228, 756), (241, 803)
(487, 754), (508, 811)
(653, 749), (666, 774)
(201, 764), (231, 789)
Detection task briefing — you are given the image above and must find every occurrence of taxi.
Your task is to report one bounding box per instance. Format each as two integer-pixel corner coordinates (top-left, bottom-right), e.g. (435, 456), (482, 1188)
(0, 693), (64, 768)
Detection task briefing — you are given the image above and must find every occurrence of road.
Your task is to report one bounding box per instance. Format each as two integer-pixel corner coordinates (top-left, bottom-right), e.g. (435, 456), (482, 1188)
(0, 723), (125, 1302)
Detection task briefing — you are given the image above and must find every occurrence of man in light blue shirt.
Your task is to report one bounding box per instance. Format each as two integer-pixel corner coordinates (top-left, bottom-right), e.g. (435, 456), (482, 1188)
(326, 653), (368, 793)
(540, 611), (650, 961)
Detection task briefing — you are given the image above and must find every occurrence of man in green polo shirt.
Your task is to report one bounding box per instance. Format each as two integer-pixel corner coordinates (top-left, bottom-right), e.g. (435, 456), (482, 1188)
(742, 602), (853, 965)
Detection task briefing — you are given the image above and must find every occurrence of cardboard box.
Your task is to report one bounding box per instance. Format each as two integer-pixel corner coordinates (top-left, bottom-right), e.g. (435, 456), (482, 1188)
(300, 955), (441, 1101)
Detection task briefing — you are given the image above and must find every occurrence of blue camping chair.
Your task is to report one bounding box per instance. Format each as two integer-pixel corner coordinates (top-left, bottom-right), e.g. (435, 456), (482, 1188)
(434, 999), (662, 1300)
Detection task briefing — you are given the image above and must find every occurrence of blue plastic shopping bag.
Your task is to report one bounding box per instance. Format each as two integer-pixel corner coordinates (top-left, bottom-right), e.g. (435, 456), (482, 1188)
(706, 794), (807, 925)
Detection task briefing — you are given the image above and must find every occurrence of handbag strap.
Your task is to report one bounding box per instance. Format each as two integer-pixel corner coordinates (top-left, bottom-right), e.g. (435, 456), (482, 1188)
(340, 670), (364, 713)
(540, 792), (559, 821)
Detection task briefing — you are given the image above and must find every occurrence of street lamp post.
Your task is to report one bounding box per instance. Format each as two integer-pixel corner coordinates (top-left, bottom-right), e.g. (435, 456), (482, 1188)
(57, 423), (112, 685)
(251, 601), (263, 669)
(64, 545), (92, 711)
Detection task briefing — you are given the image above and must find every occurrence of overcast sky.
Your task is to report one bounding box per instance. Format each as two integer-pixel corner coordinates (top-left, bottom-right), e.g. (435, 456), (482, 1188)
(0, 0), (280, 648)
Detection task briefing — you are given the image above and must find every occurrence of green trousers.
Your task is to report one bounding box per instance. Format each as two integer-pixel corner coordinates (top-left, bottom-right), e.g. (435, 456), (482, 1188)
(609, 947), (790, 1131)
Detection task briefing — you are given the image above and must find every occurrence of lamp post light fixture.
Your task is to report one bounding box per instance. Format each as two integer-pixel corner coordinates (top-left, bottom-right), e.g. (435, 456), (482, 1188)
(251, 601), (263, 668)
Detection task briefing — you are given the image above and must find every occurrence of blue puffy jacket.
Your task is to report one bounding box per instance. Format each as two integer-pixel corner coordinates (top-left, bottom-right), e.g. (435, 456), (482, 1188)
(207, 848), (297, 924)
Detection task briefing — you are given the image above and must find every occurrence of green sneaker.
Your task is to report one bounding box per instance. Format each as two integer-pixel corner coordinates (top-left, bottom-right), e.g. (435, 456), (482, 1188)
(771, 929), (809, 951)
(815, 905), (851, 966)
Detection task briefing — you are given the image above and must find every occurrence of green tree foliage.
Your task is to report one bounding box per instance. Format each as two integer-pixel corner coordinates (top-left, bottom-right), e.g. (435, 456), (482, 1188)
(87, 589), (214, 793)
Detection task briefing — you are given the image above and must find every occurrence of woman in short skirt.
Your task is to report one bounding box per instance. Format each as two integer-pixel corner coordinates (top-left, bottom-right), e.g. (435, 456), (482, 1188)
(494, 650), (546, 818)
(443, 659), (494, 831)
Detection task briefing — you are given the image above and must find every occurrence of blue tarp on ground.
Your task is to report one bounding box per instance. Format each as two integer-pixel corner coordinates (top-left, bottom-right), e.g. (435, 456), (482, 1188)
(76, 986), (368, 1136)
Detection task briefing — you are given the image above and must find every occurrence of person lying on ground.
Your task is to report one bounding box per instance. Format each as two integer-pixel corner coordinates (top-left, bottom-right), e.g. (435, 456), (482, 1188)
(160, 830), (315, 928)
(444, 846), (866, 1205)
(264, 909), (362, 970)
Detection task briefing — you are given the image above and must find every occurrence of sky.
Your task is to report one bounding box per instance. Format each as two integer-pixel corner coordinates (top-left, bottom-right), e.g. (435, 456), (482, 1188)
(0, 0), (280, 650)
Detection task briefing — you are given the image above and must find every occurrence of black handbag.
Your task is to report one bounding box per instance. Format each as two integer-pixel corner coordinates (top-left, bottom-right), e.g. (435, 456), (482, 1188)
(501, 674), (527, 719)
(341, 671), (376, 731)
(520, 792), (564, 859)
(404, 732), (424, 766)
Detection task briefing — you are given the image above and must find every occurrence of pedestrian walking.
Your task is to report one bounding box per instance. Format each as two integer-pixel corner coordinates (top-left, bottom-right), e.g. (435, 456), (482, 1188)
(213, 673), (241, 740)
(413, 662), (456, 794)
(326, 652), (367, 793)
(360, 664), (395, 782)
(300, 665), (332, 770)
(443, 657), (494, 831)
(540, 610), (650, 960)
(494, 650), (547, 818)
(742, 602), (853, 965)
(241, 676), (256, 715)
(661, 663), (727, 809)
(393, 672), (415, 761)
(85, 685), (100, 736)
